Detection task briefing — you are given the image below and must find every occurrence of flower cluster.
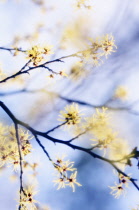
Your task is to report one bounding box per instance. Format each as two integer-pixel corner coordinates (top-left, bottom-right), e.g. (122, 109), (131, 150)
(85, 107), (113, 153)
(59, 103), (82, 126)
(74, 0), (93, 9)
(79, 107), (130, 161)
(62, 24), (117, 68)
(100, 34), (117, 57)
(0, 123), (32, 171)
(53, 156), (82, 192)
(64, 106), (130, 162)
(109, 173), (130, 198)
(80, 34), (117, 65)
(60, 34), (116, 81)
(19, 184), (50, 210)
(19, 185), (38, 210)
(26, 45), (53, 66)
(70, 61), (87, 80)
(91, 129), (117, 154)
(114, 86), (128, 100)
(109, 138), (131, 169)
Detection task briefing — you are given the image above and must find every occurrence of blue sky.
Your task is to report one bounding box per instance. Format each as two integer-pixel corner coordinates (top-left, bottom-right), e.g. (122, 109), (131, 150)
(1, 0), (139, 210)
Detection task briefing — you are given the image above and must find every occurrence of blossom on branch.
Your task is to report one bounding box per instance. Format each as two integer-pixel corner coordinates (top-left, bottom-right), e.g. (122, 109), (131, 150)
(19, 185), (38, 210)
(53, 156), (81, 192)
(109, 183), (126, 199)
(26, 45), (53, 66)
(67, 171), (82, 192)
(59, 103), (82, 126)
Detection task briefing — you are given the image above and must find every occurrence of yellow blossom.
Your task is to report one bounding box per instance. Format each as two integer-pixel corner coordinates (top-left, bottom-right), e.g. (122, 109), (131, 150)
(109, 139), (131, 170)
(55, 154), (66, 165)
(88, 34), (117, 60)
(53, 156), (81, 192)
(114, 86), (128, 100)
(91, 129), (118, 155)
(59, 70), (68, 77)
(109, 182), (126, 198)
(67, 171), (82, 192)
(26, 44), (53, 66)
(8, 156), (20, 172)
(59, 103), (82, 126)
(43, 44), (53, 55)
(27, 45), (43, 65)
(100, 34), (117, 58)
(19, 185), (38, 210)
(61, 160), (76, 172)
(91, 53), (103, 66)
(70, 62), (86, 80)
(109, 139), (130, 161)
(85, 107), (110, 137)
(53, 155), (76, 174)
(53, 177), (67, 190)
(0, 123), (33, 170)
(119, 173), (131, 187)
(74, 0), (93, 9)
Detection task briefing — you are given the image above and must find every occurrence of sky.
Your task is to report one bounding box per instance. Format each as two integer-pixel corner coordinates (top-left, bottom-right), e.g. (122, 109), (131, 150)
(1, 0), (139, 210)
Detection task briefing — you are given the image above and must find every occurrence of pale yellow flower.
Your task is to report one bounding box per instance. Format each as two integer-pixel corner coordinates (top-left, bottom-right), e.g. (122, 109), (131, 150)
(0, 123), (33, 170)
(53, 177), (66, 190)
(91, 129), (118, 155)
(119, 173), (131, 187)
(53, 155), (81, 192)
(109, 139), (130, 161)
(19, 185), (38, 210)
(85, 107), (110, 137)
(100, 34), (117, 58)
(74, 0), (93, 9)
(114, 86), (128, 100)
(109, 183), (126, 198)
(109, 139), (130, 170)
(54, 156), (76, 174)
(59, 70), (68, 77)
(70, 62), (86, 80)
(59, 103), (82, 126)
(67, 171), (82, 192)
(26, 44), (53, 66)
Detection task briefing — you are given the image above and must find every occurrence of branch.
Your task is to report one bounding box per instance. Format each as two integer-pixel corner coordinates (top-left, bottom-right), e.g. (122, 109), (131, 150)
(1, 88), (139, 117)
(34, 134), (52, 161)
(14, 124), (26, 210)
(0, 47), (96, 84)
(0, 46), (26, 53)
(0, 100), (139, 191)
(45, 121), (67, 135)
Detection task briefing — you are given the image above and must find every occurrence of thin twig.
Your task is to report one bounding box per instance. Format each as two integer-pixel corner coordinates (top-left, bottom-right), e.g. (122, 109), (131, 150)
(0, 101), (139, 191)
(14, 124), (26, 210)
(45, 121), (67, 135)
(0, 46), (26, 53)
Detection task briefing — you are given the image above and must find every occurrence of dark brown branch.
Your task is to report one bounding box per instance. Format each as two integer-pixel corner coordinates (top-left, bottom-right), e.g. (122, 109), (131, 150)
(14, 124), (26, 210)
(0, 60), (63, 84)
(0, 46), (26, 53)
(45, 121), (67, 135)
(1, 86), (139, 116)
(0, 47), (96, 84)
(0, 100), (139, 192)
(34, 134), (52, 161)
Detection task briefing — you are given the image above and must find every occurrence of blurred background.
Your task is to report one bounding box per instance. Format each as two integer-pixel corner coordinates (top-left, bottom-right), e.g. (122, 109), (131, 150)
(0, 0), (139, 209)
